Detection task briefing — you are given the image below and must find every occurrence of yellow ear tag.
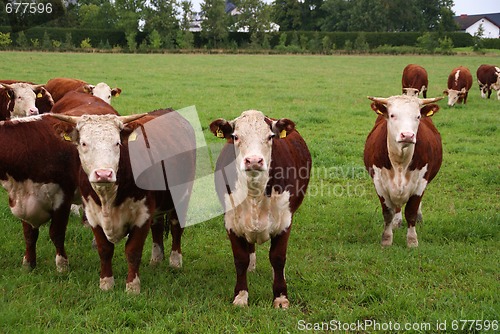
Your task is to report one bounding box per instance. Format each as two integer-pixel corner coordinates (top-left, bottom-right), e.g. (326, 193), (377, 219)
(115, 93), (120, 97)
(376, 110), (383, 115)
(426, 110), (434, 117)
(129, 131), (137, 142)
(37, 93), (43, 98)
(63, 133), (72, 141)
(216, 128), (224, 138)
(280, 129), (287, 139)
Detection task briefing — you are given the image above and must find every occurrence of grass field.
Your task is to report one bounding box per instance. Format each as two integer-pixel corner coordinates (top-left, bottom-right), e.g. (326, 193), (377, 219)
(0, 52), (498, 333)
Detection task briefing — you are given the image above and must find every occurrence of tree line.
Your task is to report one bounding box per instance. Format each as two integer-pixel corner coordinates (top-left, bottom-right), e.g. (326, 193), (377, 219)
(0, 0), (459, 50)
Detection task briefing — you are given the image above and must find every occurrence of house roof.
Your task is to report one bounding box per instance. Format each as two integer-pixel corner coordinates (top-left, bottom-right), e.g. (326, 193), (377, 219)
(225, 1), (237, 13)
(454, 12), (500, 30)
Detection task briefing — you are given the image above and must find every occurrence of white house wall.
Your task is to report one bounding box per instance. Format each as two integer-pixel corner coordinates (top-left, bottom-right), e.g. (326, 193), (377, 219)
(465, 19), (500, 38)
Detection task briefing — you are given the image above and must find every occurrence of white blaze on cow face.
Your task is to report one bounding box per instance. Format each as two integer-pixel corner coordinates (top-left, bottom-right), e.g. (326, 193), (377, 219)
(445, 88), (465, 106)
(2, 83), (41, 117)
(75, 115), (123, 184)
(232, 110), (275, 176)
(383, 96), (421, 147)
(91, 83), (121, 104)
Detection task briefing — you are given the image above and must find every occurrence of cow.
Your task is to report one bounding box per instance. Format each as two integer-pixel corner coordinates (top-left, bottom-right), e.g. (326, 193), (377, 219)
(364, 95), (442, 248)
(210, 110), (311, 308)
(45, 77), (122, 104)
(476, 64), (500, 99)
(0, 82), (53, 120)
(50, 110), (196, 294)
(0, 114), (80, 272)
(402, 64), (428, 98)
(0, 80), (54, 115)
(443, 66), (473, 106)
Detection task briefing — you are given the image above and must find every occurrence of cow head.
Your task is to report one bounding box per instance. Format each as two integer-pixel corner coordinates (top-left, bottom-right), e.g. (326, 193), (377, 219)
(1, 83), (45, 117)
(84, 83), (122, 104)
(443, 88), (467, 106)
(210, 110), (294, 189)
(402, 88), (420, 97)
(369, 95), (441, 148)
(51, 113), (146, 186)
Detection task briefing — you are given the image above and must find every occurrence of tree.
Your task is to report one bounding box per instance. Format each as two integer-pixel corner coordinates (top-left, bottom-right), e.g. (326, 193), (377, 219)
(273, 0), (302, 31)
(178, 0), (195, 49)
(235, 0), (273, 47)
(114, 0), (145, 33)
(201, 0), (229, 48)
(143, 0), (180, 49)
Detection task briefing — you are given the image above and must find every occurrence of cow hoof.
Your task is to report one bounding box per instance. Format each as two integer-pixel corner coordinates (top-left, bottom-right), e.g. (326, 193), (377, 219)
(150, 243), (164, 265)
(169, 250), (182, 268)
(381, 234), (393, 247)
(55, 255), (69, 273)
(125, 275), (141, 295)
(233, 290), (248, 307)
(407, 238), (419, 248)
(248, 252), (256, 272)
(273, 294), (289, 309)
(22, 256), (35, 271)
(100, 276), (115, 291)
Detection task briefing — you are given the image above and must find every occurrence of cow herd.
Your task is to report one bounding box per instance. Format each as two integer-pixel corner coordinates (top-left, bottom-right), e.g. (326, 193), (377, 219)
(0, 64), (497, 308)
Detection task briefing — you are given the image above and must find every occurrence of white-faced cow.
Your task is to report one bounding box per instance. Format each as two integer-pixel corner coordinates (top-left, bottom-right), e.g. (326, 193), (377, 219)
(443, 66), (473, 106)
(402, 64), (428, 98)
(51, 110), (196, 294)
(476, 64), (500, 100)
(0, 80), (54, 115)
(364, 95), (442, 247)
(210, 110), (311, 308)
(0, 82), (52, 120)
(45, 77), (122, 104)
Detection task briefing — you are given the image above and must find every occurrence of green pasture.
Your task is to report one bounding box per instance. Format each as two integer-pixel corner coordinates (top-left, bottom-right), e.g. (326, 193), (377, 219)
(0, 52), (498, 333)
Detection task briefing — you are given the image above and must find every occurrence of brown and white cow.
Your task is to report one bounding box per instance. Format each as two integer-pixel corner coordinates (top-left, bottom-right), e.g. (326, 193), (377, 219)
(45, 77), (122, 104)
(364, 95), (442, 247)
(0, 82), (52, 120)
(210, 110), (311, 308)
(0, 80), (54, 115)
(443, 66), (473, 106)
(0, 115), (80, 271)
(51, 110), (196, 294)
(476, 64), (500, 100)
(402, 64), (428, 98)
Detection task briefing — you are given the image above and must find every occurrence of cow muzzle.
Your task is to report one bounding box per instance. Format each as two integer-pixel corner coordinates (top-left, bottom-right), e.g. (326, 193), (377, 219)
(244, 155), (265, 171)
(91, 168), (116, 183)
(398, 132), (416, 144)
(30, 107), (39, 116)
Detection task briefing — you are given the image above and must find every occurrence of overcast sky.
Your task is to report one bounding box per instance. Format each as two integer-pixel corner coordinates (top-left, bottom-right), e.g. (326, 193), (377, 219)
(192, 0), (500, 16)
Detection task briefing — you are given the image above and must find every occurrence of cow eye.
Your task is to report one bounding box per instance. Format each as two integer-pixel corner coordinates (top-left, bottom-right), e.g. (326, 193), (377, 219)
(268, 134), (275, 141)
(390, 114), (395, 119)
(417, 115), (421, 120)
(81, 142), (87, 147)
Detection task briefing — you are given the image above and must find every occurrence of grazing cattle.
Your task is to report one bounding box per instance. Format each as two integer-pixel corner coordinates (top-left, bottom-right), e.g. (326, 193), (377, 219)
(0, 82), (53, 120)
(210, 110), (311, 308)
(45, 77), (122, 104)
(51, 110), (196, 294)
(443, 66), (473, 106)
(476, 64), (500, 99)
(0, 80), (54, 115)
(402, 64), (428, 98)
(0, 115), (80, 271)
(364, 95), (442, 247)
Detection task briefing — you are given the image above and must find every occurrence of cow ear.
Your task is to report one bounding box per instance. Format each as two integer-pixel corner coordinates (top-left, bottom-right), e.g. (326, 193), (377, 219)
(420, 104), (439, 117)
(83, 84), (94, 94)
(442, 90), (449, 96)
(50, 118), (79, 144)
(271, 118), (295, 139)
(209, 119), (233, 139)
(111, 88), (122, 97)
(370, 102), (387, 116)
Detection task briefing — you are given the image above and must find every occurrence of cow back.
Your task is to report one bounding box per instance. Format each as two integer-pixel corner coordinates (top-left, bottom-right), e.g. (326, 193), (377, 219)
(45, 78), (88, 103)
(51, 91), (115, 115)
(402, 64), (428, 89)
(448, 66), (473, 90)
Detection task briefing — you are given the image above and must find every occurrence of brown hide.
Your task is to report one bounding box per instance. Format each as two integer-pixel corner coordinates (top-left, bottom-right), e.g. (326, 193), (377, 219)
(402, 64), (429, 98)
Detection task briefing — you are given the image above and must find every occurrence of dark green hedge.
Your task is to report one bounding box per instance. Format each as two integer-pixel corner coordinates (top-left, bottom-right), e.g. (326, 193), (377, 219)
(0, 26), (126, 47)
(483, 38), (500, 49)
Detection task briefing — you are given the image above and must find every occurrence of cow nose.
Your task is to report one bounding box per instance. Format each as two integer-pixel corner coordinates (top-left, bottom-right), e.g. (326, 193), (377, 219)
(30, 107), (39, 115)
(400, 132), (415, 142)
(93, 169), (115, 183)
(244, 155), (264, 170)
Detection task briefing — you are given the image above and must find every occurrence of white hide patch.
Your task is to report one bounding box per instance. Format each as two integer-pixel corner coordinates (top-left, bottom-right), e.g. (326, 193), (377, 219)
(100, 276), (115, 291)
(169, 250), (183, 268)
(224, 189), (292, 245)
(233, 290), (249, 306)
(83, 194), (150, 244)
(273, 294), (290, 309)
(371, 164), (428, 210)
(55, 254), (69, 273)
(0, 175), (65, 227)
(248, 252), (256, 272)
(150, 243), (164, 265)
(125, 274), (141, 294)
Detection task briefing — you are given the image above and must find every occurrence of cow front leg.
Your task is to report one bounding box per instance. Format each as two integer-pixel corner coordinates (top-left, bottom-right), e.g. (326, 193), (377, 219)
(49, 204), (71, 273)
(405, 195), (423, 248)
(21, 221), (39, 270)
(270, 227), (291, 309)
(228, 230), (251, 307)
(92, 225), (115, 291)
(150, 216), (165, 265)
(125, 221), (151, 294)
(169, 211), (183, 268)
(379, 198), (395, 247)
